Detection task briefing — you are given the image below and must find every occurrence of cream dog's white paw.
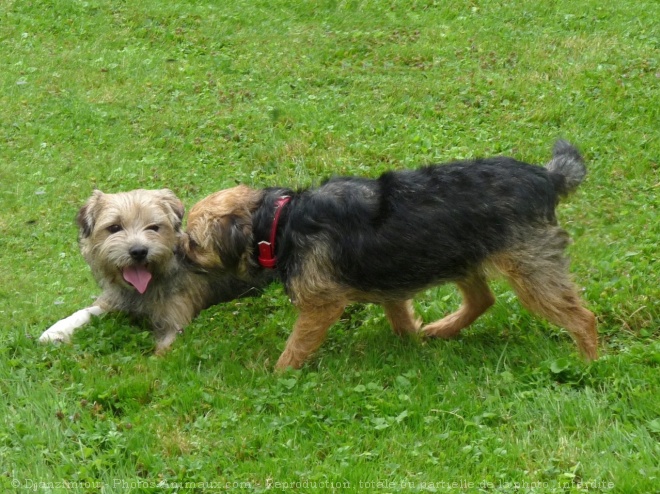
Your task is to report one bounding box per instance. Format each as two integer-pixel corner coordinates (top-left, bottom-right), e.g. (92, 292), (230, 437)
(39, 306), (106, 343)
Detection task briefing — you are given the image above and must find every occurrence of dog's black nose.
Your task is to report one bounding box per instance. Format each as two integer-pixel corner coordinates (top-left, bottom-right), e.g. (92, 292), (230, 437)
(129, 245), (149, 261)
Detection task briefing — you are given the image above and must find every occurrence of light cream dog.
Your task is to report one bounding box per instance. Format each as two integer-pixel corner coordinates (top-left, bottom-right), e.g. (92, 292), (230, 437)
(39, 189), (257, 352)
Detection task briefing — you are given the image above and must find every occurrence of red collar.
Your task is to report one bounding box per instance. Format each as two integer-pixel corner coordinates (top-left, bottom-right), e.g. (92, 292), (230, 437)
(257, 196), (290, 269)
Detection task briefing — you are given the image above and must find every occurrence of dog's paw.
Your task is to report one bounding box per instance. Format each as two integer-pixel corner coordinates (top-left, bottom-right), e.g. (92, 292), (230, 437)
(421, 322), (462, 339)
(274, 350), (304, 372)
(39, 306), (106, 345)
(154, 330), (179, 355)
(39, 328), (71, 344)
(39, 318), (78, 343)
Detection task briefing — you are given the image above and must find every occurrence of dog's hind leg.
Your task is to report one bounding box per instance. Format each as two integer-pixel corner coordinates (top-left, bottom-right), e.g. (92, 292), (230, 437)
(422, 272), (495, 338)
(491, 229), (598, 360)
(275, 302), (346, 371)
(383, 300), (422, 336)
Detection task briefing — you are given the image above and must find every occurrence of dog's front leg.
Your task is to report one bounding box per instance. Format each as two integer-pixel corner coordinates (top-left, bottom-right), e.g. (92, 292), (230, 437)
(383, 300), (422, 336)
(39, 306), (107, 344)
(151, 301), (197, 355)
(275, 302), (345, 371)
(153, 325), (185, 355)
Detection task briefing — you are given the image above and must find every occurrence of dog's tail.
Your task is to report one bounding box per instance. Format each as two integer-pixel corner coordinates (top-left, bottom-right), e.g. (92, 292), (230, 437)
(545, 139), (586, 196)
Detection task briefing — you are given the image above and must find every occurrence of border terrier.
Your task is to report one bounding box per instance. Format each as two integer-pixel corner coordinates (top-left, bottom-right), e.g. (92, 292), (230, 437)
(186, 141), (598, 370)
(39, 188), (261, 353)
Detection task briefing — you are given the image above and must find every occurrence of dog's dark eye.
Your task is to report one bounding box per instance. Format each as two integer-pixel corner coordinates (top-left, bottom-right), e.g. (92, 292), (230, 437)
(107, 224), (123, 234)
(146, 225), (160, 232)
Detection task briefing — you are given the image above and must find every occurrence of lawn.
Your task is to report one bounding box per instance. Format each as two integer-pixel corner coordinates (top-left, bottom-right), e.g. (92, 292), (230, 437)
(1, 0), (658, 492)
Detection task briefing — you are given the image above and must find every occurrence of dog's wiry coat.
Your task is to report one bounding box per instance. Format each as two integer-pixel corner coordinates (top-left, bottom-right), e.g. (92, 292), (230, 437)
(40, 189), (260, 352)
(187, 141), (598, 370)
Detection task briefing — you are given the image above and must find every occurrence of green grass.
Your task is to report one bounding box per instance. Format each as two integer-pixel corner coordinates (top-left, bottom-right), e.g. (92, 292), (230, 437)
(1, 0), (659, 492)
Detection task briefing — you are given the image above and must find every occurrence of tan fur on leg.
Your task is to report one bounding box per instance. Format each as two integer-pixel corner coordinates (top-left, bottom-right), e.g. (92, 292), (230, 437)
(383, 300), (422, 336)
(275, 302), (346, 371)
(422, 272), (495, 338)
(492, 248), (598, 360)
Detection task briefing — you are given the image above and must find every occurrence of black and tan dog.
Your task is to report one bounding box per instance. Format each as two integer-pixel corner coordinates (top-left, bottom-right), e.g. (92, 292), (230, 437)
(186, 140), (598, 370)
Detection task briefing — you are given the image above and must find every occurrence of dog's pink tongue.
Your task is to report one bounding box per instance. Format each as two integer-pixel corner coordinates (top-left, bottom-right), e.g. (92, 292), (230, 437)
(122, 266), (152, 294)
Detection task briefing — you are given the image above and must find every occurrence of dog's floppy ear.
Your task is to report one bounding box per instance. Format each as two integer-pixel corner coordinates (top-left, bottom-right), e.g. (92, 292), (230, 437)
(76, 190), (105, 238)
(156, 188), (185, 231)
(212, 214), (253, 272)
